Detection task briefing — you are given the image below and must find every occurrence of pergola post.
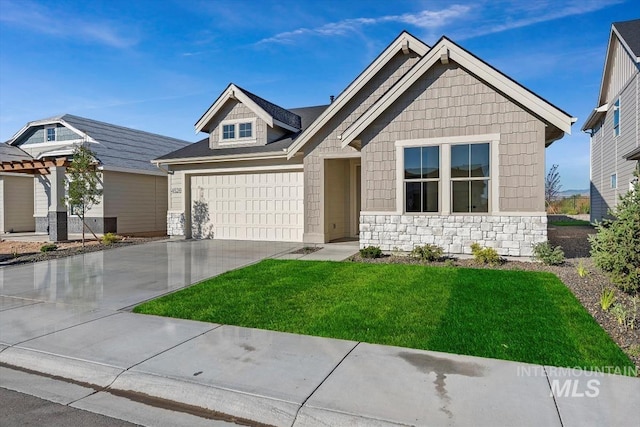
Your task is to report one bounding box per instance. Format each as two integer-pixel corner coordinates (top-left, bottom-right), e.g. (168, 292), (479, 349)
(48, 165), (68, 242)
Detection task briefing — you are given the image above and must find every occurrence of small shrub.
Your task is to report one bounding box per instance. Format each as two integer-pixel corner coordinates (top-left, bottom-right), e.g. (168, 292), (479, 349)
(101, 232), (120, 245)
(611, 303), (628, 327)
(444, 259), (455, 267)
(599, 288), (616, 311)
(410, 244), (444, 262)
(532, 241), (565, 265)
(576, 260), (588, 278)
(470, 242), (501, 266)
(626, 344), (640, 358)
(360, 246), (382, 259)
(589, 174), (640, 292)
(40, 243), (58, 253)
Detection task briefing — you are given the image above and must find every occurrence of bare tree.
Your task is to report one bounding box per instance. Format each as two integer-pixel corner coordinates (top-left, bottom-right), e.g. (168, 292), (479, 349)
(545, 164), (562, 213)
(65, 145), (102, 246)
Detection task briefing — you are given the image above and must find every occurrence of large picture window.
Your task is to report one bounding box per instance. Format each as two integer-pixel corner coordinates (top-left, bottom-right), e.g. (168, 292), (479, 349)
(450, 143), (490, 213)
(404, 146), (439, 212)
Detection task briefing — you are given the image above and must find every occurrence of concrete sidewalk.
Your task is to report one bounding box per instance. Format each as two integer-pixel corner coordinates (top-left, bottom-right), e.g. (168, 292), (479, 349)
(1, 239), (639, 426)
(1, 300), (638, 426)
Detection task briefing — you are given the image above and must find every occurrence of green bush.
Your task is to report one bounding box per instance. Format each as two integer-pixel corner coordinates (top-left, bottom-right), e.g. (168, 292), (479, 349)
(532, 241), (565, 265)
(360, 246), (382, 259)
(470, 242), (501, 266)
(410, 244), (444, 262)
(599, 288), (616, 311)
(589, 176), (640, 292)
(101, 232), (120, 245)
(40, 243), (58, 253)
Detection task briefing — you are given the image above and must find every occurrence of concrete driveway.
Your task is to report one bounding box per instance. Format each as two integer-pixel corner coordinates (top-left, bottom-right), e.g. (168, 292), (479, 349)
(0, 239), (299, 310)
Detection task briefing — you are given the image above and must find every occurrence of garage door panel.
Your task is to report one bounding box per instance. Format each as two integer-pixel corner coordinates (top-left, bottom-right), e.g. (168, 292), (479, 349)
(191, 171), (303, 242)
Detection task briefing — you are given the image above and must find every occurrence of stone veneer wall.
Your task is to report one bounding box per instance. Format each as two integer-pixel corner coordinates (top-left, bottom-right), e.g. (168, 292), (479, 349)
(359, 214), (547, 257)
(167, 212), (185, 236)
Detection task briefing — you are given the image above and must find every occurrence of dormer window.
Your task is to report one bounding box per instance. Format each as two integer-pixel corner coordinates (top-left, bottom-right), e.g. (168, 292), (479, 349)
(222, 124), (235, 140)
(219, 118), (256, 144)
(239, 122), (252, 138)
(45, 126), (56, 142)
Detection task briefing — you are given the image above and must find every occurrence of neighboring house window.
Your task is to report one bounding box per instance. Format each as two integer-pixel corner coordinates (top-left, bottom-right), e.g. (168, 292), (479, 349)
(45, 126), (56, 142)
(239, 122), (252, 138)
(613, 99), (620, 136)
(219, 119), (256, 143)
(611, 173), (617, 189)
(404, 146), (439, 212)
(451, 143), (490, 213)
(222, 124), (235, 140)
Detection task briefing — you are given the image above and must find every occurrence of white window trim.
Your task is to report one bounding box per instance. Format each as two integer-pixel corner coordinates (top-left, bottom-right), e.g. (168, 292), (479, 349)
(613, 99), (620, 137)
(218, 117), (257, 145)
(45, 125), (56, 142)
(395, 134), (500, 215)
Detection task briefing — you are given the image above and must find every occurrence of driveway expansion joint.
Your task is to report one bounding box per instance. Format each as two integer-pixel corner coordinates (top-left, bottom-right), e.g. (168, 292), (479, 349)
(543, 365), (565, 427)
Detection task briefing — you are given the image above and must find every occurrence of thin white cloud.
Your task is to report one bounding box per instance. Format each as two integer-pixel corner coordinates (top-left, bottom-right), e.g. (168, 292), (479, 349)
(0, 0), (137, 48)
(256, 5), (472, 45)
(457, 0), (625, 39)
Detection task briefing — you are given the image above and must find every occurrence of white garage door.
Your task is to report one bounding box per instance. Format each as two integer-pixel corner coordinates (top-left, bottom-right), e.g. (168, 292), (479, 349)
(190, 171), (303, 242)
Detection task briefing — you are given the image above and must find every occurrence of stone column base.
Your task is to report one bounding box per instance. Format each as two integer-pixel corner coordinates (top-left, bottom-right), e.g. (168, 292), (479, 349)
(48, 211), (68, 242)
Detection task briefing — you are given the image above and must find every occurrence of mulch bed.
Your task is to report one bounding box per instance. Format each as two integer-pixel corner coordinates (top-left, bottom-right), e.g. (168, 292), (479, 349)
(350, 224), (640, 374)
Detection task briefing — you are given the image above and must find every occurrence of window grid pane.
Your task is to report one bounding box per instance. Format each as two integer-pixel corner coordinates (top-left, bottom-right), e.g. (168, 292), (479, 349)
(239, 122), (252, 138)
(222, 124), (235, 139)
(46, 127), (55, 142)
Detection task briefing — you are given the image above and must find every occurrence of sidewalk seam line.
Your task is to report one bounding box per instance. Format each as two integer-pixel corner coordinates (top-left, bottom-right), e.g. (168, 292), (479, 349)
(543, 366), (565, 427)
(104, 324), (222, 389)
(9, 311), (122, 348)
(291, 341), (360, 427)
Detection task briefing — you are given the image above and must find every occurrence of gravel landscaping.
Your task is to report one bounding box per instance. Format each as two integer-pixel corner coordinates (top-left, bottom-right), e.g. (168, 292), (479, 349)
(0, 236), (166, 267)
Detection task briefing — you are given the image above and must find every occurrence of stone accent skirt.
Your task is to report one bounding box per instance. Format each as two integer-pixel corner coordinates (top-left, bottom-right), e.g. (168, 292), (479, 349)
(167, 212), (185, 236)
(359, 214), (547, 257)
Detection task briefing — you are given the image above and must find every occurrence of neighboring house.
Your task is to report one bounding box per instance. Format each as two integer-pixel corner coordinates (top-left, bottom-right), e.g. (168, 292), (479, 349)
(156, 32), (575, 256)
(0, 115), (191, 241)
(583, 19), (640, 223)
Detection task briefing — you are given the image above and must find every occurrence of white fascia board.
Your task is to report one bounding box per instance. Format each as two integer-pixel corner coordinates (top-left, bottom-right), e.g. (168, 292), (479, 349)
(194, 84), (274, 134)
(153, 151), (293, 166)
(341, 39), (574, 146)
(99, 165), (167, 177)
(286, 32), (430, 159)
(597, 30), (617, 106)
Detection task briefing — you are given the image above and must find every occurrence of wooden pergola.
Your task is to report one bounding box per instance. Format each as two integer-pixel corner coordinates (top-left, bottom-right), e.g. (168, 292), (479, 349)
(0, 157), (70, 175)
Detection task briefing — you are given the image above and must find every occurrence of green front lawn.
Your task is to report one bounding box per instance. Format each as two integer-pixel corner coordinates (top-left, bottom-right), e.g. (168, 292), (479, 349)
(134, 260), (632, 371)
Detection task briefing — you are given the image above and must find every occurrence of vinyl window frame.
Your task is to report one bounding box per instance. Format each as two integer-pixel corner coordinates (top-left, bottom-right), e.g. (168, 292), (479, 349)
(395, 134), (500, 215)
(219, 118), (257, 144)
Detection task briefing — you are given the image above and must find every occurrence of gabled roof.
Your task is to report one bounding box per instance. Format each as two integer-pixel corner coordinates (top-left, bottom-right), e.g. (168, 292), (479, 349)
(582, 19), (640, 131)
(340, 36), (575, 147)
(286, 31), (430, 159)
(0, 143), (32, 162)
(613, 19), (640, 61)
(195, 83), (301, 134)
(9, 114), (191, 173)
(156, 105), (327, 163)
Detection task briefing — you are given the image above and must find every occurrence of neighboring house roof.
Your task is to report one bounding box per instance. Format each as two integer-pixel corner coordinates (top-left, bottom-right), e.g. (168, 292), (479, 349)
(340, 36), (575, 147)
(0, 143), (32, 162)
(623, 145), (640, 161)
(583, 19), (640, 131)
(613, 19), (640, 61)
(195, 83), (302, 134)
(8, 114), (191, 173)
(156, 105), (327, 162)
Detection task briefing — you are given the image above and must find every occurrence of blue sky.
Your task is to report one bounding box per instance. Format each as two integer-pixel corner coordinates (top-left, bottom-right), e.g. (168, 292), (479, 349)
(0, 0), (636, 189)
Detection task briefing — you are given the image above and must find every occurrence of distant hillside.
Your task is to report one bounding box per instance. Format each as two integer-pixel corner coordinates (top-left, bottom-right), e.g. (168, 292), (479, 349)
(559, 189), (589, 198)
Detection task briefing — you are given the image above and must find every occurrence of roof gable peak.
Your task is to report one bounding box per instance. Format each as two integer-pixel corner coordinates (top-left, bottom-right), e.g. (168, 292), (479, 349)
(195, 83), (301, 134)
